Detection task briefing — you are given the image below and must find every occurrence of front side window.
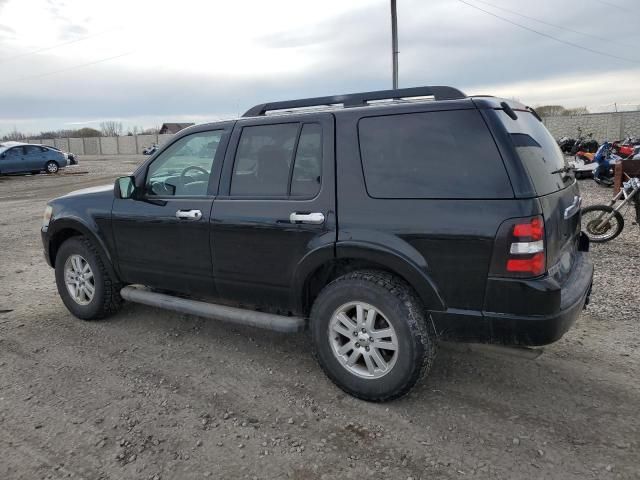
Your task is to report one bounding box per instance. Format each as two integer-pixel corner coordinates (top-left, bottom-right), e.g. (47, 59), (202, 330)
(230, 122), (322, 197)
(145, 130), (222, 197)
(4, 147), (23, 158)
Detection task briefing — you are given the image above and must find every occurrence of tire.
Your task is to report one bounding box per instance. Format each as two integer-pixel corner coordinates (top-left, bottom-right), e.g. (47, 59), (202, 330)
(54, 236), (122, 320)
(45, 161), (59, 174)
(310, 270), (436, 402)
(581, 205), (624, 243)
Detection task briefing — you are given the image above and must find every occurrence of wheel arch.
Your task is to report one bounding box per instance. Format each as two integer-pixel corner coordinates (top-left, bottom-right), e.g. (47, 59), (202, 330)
(294, 243), (445, 316)
(48, 219), (120, 281)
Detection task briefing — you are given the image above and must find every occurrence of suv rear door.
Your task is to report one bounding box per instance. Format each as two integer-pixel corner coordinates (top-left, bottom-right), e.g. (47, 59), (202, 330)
(211, 113), (335, 313)
(492, 108), (581, 279)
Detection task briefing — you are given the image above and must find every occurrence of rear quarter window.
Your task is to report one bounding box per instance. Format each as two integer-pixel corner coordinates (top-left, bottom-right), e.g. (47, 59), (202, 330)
(358, 109), (512, 199)
(496, 110), (567, 196)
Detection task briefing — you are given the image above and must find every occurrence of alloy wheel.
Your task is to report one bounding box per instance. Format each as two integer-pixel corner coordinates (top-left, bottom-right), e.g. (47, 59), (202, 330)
(328, 301), (399, 379)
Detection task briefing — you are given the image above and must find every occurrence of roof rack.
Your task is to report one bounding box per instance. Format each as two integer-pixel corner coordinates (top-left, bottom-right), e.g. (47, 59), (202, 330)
(242, 85), (466, 117)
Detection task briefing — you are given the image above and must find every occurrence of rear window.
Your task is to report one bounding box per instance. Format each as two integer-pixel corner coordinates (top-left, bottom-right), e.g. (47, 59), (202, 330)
(358, 110), (512, 199)
(497, 110), (567, 196)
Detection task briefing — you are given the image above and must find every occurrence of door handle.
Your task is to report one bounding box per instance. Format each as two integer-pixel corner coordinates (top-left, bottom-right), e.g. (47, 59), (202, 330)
(289, 212), (325, 225)
(176, 209), (202, 220)
(564, 196), (581, 219)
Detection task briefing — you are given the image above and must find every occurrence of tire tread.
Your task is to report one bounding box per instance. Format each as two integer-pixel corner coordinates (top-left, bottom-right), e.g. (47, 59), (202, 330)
(310, 270), (436, 402)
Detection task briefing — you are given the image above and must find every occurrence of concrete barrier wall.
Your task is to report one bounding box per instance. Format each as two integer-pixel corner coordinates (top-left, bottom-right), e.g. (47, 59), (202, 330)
(136, 134), (158, 153)
(69, 138), (84, 155)
(54, 138), (69, 151)
(158, 134), (174, 146)
(118, 136), (137, 155)
(100, 137), (118, 155)
(84, 137), (101, 155)
(25, 133), (177, 156)
(542, 110), (640, 142)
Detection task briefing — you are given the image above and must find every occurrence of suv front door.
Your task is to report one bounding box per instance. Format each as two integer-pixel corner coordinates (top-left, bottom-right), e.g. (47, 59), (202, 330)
(212, 113), (335, 313)
(111, 128), (230, 296)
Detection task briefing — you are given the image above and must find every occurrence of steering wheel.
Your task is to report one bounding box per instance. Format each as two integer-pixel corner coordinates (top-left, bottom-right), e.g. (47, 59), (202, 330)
(180, 165), (208, 179)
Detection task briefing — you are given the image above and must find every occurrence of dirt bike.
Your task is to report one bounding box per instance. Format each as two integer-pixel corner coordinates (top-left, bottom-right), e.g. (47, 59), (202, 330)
(582, 175), (640, 242)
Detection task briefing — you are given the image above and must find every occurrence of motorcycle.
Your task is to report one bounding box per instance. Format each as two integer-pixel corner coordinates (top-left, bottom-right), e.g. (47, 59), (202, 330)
(557, 136), (576, 154)
(612, 137), (640, 158)
(582, 175), (640, 242)
(592, 142), (620, 187)
(571, 131), (599, 155)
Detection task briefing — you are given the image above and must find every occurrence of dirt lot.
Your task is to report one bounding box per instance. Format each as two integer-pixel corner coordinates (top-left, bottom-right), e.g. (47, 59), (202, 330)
(0, 156), (638, 479)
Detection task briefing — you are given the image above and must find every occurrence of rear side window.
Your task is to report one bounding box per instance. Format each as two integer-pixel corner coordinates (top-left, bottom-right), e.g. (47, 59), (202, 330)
(358, 110), (512, 199)
(230, 123), (322, 197)
(496, 110), (567, 196)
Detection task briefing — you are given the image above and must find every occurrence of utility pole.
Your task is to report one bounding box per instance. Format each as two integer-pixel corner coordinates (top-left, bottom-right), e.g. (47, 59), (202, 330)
(391, 0), (399, 89)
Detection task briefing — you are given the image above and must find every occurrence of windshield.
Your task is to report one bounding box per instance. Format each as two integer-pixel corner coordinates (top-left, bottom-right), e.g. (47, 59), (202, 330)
(0, 146), (7, 155)
(497, 110), (568, 196)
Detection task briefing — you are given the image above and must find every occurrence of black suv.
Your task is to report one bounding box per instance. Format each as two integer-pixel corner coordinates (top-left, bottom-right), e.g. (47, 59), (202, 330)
(42, 86), (593, 401)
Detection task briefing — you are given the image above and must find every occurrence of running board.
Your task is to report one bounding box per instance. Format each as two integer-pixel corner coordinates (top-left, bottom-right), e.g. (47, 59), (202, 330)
(120, 286), (306, 333)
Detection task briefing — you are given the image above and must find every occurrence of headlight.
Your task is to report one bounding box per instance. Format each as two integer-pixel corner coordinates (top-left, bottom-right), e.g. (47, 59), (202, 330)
(42, 205), (53, 230)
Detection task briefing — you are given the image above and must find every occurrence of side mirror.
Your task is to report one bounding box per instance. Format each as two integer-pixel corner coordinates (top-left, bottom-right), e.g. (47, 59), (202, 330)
(115, 176), (136, 199)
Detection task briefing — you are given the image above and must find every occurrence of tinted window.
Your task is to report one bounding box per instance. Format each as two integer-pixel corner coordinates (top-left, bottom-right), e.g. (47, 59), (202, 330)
(5, 147), (23, 157)
(230, 123), (298, 196)
(358, 110), (512, 199)
(291, 123), (322, 197)
(497, 110), (567, 196)
(24, 145), (42, 154)
(146, 130), (222, 197)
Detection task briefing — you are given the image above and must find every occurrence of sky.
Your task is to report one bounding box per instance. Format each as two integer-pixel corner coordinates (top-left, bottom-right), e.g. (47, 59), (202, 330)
(0, 0), (639, 136)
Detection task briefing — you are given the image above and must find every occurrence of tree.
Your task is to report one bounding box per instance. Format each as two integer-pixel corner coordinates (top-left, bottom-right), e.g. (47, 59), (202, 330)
(1, 127), (28, 141)
(75, 127), (102, 138)
(100, 121), (123, 136)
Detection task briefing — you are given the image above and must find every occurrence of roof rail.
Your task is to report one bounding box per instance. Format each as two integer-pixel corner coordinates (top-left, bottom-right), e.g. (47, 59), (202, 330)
(242, 86), (466, 117)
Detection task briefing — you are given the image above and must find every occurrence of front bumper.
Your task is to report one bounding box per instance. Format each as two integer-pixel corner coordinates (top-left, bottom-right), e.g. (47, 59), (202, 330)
(433, 249), (594, 346)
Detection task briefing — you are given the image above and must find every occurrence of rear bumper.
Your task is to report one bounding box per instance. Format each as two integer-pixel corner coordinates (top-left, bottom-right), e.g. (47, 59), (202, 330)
(433, 249), (593, 346)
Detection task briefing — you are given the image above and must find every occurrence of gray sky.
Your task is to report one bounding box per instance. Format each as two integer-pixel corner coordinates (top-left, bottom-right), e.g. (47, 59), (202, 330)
(1, 0), (639, 135)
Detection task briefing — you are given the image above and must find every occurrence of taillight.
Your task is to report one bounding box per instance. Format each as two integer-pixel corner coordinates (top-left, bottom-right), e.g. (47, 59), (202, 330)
(490, 216), (546, 278)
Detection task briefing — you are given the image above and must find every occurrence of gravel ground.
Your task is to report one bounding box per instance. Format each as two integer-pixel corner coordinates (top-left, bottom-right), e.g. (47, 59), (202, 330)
(0, 157), (638, 480)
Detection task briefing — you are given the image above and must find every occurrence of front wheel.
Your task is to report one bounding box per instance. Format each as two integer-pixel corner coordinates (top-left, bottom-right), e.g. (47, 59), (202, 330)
(55, 237), (122, 320)
(582, 205), (624, 243)
(310, 271), (436, 402)
(45, 161), (59, 174)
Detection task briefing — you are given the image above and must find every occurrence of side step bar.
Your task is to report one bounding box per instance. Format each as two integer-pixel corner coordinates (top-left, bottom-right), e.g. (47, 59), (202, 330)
(120, 286), (306, 333)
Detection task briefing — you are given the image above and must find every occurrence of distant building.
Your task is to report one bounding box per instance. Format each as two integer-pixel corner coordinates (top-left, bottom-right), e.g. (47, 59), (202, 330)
(159, 123), (195, 134)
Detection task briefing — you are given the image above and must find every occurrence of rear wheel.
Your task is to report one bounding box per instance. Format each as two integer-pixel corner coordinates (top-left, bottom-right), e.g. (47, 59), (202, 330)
(582, 205), (624, 243)
(310, 270), (435, 402)
(45, 161), (59, 174)
(55, 237), (122, 320)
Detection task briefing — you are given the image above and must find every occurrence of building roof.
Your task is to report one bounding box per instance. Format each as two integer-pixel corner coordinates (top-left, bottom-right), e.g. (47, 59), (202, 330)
(159, 123), (195, 134)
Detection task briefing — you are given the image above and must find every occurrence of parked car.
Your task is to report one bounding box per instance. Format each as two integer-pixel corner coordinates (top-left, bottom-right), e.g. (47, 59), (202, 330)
(49, 145), (78, 165)
(40, 86), (593, 401)
(0, 142), (73, 175)
(142, 144), (158, 155)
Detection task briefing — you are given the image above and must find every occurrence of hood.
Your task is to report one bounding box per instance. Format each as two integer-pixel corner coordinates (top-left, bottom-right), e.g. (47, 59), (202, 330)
(62, 184), (114, 197)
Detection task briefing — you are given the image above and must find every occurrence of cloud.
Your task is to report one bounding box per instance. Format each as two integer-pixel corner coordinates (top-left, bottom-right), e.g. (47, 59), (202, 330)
(0, 0), (639, 134)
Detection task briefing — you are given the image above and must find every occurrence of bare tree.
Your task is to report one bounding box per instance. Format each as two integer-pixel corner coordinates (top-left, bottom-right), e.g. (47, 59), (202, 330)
(100, 121), (123, 137)
(1, 127), (28, 141)
(143, 125), (161, 135)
